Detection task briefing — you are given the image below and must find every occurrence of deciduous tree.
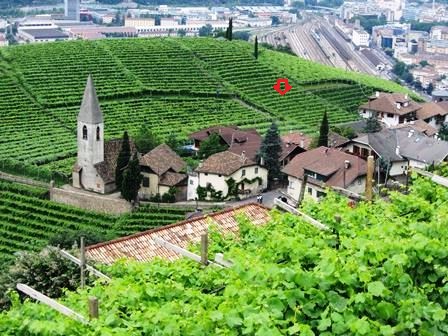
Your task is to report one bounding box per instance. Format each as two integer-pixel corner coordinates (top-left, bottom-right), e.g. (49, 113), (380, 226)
(134, 125), (160, 154)
(199, 24), (213, 37)
(0, 247), (82, 310)
(198, 133), (227, 159)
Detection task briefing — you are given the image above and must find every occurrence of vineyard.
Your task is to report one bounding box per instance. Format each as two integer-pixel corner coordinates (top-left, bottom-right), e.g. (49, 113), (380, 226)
(0, 180), (190, 263)
(0, 38), (413, 178)
(0, 176), (446, 335)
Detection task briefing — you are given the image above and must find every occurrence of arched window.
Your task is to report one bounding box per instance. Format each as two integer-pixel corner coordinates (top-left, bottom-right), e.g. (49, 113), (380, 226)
(96, 126), (100, 141)
(82, 125), (88, 140)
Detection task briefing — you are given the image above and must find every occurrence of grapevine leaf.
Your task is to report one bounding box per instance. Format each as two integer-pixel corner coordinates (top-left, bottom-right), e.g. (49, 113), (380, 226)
(376, 302), (395, 320)
(368, 281), (386, 297)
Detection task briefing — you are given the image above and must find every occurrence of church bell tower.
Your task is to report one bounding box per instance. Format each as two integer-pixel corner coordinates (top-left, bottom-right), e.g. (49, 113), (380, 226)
(72, 75), (104, 191)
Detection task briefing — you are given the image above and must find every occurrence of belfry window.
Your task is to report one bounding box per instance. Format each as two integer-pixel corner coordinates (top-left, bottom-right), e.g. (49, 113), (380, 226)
(96, 127), (100, 141)
(82, 126), (88, 140)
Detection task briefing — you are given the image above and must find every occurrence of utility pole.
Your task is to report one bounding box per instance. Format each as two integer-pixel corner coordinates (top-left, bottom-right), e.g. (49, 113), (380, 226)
(365, 156), (374, 201)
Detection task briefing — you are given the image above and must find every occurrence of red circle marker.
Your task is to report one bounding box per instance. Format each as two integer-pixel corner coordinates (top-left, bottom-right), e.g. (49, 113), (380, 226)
(273, 78), (292, 95)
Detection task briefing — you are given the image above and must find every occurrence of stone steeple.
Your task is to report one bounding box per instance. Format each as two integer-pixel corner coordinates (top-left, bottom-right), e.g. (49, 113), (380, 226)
(78, 74), (103, 124)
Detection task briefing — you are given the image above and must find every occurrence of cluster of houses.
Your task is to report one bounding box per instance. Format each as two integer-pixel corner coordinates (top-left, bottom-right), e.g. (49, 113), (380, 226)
(72, 76), (448, 204)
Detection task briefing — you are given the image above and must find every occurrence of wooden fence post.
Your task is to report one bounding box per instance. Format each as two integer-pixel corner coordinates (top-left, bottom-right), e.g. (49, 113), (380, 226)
(297, 174), (308, 208)
(201, 233), (209, 266)
(80, 236), (86, 288)
(334, 215), (341, 250)
(88, 297), (99, 319)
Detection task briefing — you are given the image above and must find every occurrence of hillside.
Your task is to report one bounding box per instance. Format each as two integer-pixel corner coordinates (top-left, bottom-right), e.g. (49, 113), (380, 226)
(0, 176), (446, 335)
(0, 38), (411, 177)
(0, 180), (190, 263)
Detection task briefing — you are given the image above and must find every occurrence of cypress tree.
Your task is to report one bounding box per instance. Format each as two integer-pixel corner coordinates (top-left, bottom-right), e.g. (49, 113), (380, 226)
(225, 27), (229, 40)
(115, 131), (131, 191)
(254, 36), (258, 59)
(259, 122), (282, 187)
(318, 111), (329, 147)
(121, 153), (143, 202)
(228, 18), (233, 41)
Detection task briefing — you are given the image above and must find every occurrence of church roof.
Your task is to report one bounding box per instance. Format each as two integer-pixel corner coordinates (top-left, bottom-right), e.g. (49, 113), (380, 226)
(139, 144), (186, 175)
(94, 139), (137, 184)
(78, 75), (103, 124)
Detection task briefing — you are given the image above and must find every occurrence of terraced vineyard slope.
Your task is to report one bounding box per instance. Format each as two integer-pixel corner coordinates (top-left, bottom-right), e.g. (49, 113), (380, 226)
(0, 180), (190, 263)
(0, 38), (412, 177)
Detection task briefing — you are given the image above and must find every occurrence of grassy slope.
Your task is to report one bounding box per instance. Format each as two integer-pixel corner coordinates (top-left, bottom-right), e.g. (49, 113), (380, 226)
(0, 38), (413, 175)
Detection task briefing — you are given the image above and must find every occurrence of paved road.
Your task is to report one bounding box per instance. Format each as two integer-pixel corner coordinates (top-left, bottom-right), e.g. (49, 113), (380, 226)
(227, 189), (285, 208)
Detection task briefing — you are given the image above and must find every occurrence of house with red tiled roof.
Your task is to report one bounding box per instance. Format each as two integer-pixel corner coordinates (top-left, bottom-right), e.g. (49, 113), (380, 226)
(190, 126), (305, 167)
(187, 151), (268, 201)
(359, 92), (421, 127)
(416, 101), (448, 129)
(189, 126), (261, 155)
(139, 144), (188, 201)
(282, 147), (367, 200)
(86, 203), (271, 264)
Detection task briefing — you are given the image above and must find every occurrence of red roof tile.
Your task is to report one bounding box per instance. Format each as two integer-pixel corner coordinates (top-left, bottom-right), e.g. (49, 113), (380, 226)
(139, 144), (186, 175)
(281, 132), (312, 149)
(360, 92), (421, 116)
(86, 203), (271, 264)
(196, 150), (257, 176)
(282, 147), (367, 188)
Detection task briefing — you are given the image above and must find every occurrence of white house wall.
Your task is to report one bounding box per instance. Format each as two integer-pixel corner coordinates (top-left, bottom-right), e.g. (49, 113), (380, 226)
(139, 172), (160, 198)
(187, 173), (199, 200)
(194, 165), (268, 200)
(287, 175), (366, 201)
(390, 160), (408, 176)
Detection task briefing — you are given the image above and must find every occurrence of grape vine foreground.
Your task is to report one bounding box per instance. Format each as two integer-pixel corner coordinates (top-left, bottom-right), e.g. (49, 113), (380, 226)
(0, 176), (446, 335)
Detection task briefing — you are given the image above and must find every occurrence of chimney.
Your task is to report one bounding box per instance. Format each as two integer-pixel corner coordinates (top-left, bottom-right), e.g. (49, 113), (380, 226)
(260, 156), (265, 166)
(375, 91), (380, 98)
(408, 129), (415, 138)
(395, 145), (400, 156)
(300, 139), (305, 148)
(344, 160), (350, 169)
(396, 103), (401, 109)
(404, 93), (409, 100)
(241, 150), (246, 162)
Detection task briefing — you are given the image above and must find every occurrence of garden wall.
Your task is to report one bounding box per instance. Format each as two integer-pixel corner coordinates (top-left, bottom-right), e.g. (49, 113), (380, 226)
(50, 187), (132, 214)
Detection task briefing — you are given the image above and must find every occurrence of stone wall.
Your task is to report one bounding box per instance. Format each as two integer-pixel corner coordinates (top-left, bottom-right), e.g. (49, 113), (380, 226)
(50, 187), (132, 214)
(0, 171), (50, 188)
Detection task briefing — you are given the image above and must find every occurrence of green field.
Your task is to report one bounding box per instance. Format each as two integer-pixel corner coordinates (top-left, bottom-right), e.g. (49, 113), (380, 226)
(0, 180), (190, 263)
(0, 38), (412, 177)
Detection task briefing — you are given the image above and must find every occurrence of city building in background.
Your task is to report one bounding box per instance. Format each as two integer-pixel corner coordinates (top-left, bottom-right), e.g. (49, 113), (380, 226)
(65, 0), (80, 21)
